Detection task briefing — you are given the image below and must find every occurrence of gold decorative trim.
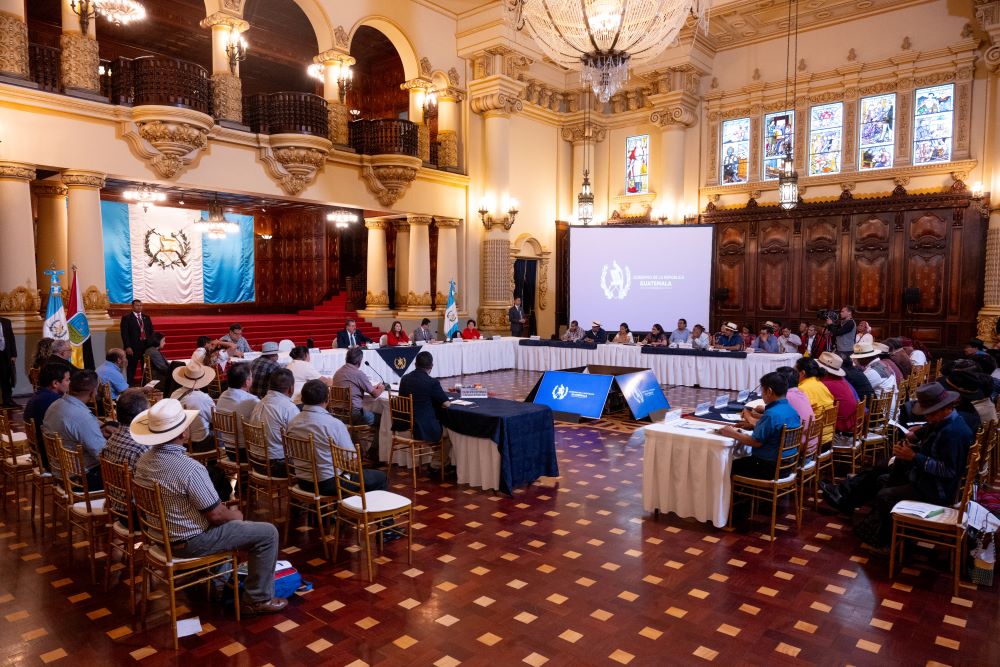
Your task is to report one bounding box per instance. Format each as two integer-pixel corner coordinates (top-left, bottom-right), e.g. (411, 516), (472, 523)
(0, 161), (35, 181)
(121, 106), (214, 180)
(258, 133), (332, 196)
(82, 285), (109, 312)
(0, 284), (41, 314)
(406, 291), (432, 307)
(366, 290), (389, 307)
(437, 129), (459, 168)
(360, 154), (421, 207)
(199, 13), (250, 31)
(210, 72), (242, 123)
(0, 11), (29, 79)
(61, 170), (105, 189)
(60, 32), (99, 92)
(477, 306), (509, 333)
(31, 181), (68, 197)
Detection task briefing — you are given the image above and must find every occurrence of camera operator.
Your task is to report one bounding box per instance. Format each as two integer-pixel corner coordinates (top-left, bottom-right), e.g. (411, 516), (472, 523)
(825, 306), (857, 355)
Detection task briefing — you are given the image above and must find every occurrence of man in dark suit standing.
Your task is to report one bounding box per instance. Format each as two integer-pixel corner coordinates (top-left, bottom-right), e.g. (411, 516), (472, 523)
(120, 299), (153, 385)
(336, 318), (372, 348)
(508, 297), (527, 337)
(0, 316), (17, 407)
(398, 351), (451, 442)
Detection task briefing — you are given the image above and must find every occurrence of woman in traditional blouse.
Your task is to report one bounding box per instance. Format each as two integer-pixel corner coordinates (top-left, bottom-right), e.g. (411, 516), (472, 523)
(611, 322), (634, 344)
(855, 320), (874, 346)
(387, 320), (409, 346)
(641, 323), (667, 346)
(461, 319), (482, 340)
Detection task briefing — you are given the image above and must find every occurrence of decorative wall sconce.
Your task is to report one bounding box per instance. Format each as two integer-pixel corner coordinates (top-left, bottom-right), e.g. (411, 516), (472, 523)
(478, 195), (518, 230)
(308, 58), (354, 103)
(225, 28), (248, 74)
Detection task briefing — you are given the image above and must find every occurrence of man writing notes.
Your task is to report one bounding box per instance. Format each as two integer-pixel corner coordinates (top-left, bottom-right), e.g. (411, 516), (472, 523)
(509, 297), (527, 336)
(120, 299), (153, 385)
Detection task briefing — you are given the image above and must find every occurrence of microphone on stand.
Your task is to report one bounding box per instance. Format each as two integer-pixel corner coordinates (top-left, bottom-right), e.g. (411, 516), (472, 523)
(364, 360), (392, 396)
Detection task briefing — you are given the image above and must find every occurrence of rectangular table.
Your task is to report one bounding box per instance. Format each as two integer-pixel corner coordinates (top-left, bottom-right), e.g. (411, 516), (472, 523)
(641, 419), (749, 528)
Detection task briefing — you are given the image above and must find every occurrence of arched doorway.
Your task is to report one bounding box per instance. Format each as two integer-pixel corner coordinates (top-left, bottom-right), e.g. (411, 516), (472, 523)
(348, 26), (408, 120)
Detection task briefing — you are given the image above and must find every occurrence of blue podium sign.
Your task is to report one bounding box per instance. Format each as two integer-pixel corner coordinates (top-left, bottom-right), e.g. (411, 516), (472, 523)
(615, 370), (670, 420)
(533, 371), (614, 419)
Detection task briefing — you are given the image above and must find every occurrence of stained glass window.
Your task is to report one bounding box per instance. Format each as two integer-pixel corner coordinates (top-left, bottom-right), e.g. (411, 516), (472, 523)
(720, 118), (750, 184)
(762, 110), (794, 180)
(808, 102), (843, 176)
(625, 134), (649, 194)
(859, 93), (895, 170)
(913, 84), (954, 165)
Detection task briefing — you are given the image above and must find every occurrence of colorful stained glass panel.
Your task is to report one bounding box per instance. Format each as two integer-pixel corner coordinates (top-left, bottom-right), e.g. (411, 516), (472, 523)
(913, 84), (953, 165)
(762, 110), (794, 180)
(809, 103), (843, 176)
(625, 134), (649, 194)
(720, 118), (750, 184)
(859, 93), (895, 170)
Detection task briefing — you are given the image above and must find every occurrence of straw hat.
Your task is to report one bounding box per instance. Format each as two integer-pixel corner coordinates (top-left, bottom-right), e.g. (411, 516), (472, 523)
(722, 322), (738, 333)
(816, 351), (846, 377)
(591, 320), (602, 328)
(172, 360), (216, 390)
(130, 399), (199, 446)
(260, 341), (279, 354)
(849, 342), (879, 359)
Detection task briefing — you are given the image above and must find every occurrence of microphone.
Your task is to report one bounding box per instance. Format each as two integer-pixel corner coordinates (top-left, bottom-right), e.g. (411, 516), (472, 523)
(364, 360), (391, 396)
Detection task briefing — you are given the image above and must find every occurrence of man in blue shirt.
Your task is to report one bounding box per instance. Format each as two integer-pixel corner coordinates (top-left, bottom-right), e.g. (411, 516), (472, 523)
(42, 370), (110, 489)
(720, 371), (801, 479)
(715, 322), (744, 350)
(669, 319), (690, 344)
(96, 348), (129, 400)
(23, 364), (71, 471)
(751, 326), (781, 353)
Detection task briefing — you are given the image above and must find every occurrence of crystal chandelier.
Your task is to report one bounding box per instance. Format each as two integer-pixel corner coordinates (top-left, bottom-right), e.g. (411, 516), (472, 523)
(122, 183), (165, 213)
(506, 0), (708, 103)
(194, 195), (239, 239)
(327, 209), (358, 229)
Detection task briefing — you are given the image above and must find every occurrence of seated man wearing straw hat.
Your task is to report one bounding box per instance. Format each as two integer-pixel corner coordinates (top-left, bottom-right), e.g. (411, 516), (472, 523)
(714, 322), (744, 351)
(581, 321), (607, 344)
(132, 399), (287, 616)
(171, 360), (232, 501)
(820, 383), (974, 551)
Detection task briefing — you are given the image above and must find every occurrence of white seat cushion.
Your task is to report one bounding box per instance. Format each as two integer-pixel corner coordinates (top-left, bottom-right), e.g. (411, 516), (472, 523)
(341, 490), (411, 514)
(2, 432), (27, 445)
(865, 433), (886, 442)
(147, 544), (208, 566)
(891, 500), (965, 526)
(13, 453), (32, 467)
(71, 497), (107, 516)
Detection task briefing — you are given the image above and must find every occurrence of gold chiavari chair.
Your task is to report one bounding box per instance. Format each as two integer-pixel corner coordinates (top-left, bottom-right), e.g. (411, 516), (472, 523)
(99, 458), (142, 615)
(57, 442), (108, 583)
(22, 419), (54, 535)
(0, 411), (32, 511)
(282, 432), (338, 558)
(862, 392), (894, 466)
(831, 401), (868, 478)
(212, 409), (247, 512)
(728, 424), (804, 540)
(28, 367), (40, 391)
(242, 418), (288, 529)
(797, 415), (826, 512)
(98, 383), (117, 422)
(387, 394), (446, 488)
(815, 403), (841, 483)
(330, 441), (412, 581)
(132, 478), (239, 650)
(328, 385), (376, 457)
(41, 432), (71, 538)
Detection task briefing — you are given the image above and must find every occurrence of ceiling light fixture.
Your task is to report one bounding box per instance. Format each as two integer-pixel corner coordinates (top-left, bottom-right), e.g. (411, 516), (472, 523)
(778, 0), (800, 210)
(122, 183), (166, 213)
(506, 0), (708, 103)
(194, 194), (239, 239)
(327, 209), (358, 229)
(71, 0), (147, 34)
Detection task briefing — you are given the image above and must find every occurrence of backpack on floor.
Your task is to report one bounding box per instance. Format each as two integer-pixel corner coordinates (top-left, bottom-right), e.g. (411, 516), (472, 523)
(222, 559), (312, 602)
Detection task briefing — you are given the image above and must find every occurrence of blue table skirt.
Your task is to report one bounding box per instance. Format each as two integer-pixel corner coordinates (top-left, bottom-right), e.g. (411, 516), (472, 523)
(445, 398), (558, 495)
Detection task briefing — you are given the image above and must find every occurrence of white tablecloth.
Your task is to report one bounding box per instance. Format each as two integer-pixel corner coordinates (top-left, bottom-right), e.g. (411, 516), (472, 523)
(641, 419), (747, 528)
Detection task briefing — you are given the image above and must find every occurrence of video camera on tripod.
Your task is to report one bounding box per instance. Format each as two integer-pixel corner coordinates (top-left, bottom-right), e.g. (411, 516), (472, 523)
(817, 308), (839, 323)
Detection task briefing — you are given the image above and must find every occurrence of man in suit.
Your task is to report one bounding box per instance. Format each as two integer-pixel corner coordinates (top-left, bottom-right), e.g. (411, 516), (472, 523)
(120, 299), (153, 385)
(798, 324), (826, 358)
(412, 318), (436, 343)
(508, 297), (527, 336)
(398, 351), (451, 442)
(0, 316), (16, 407)
(336, 318), (371, 349)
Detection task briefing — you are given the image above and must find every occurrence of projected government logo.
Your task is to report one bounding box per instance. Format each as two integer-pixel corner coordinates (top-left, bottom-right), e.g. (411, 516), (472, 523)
(552, 384), (570, 400)
(600, 260), (632, 300)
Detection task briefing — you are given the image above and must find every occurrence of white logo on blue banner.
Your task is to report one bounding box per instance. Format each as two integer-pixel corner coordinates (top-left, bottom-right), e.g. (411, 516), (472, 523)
(600, 260), (631, 300)
(552, 384), (570, 400)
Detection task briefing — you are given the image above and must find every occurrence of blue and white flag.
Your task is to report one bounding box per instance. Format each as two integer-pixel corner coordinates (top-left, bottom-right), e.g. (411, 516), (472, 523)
(445, 280), (460, 339)
(42, 267), (69, 341)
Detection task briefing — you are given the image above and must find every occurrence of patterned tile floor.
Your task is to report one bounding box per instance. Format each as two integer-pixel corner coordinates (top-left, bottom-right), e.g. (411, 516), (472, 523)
(0, 369), (998, 665)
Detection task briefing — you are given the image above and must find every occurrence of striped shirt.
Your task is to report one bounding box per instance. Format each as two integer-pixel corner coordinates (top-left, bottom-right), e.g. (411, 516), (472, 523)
(134, 443), (219, 540)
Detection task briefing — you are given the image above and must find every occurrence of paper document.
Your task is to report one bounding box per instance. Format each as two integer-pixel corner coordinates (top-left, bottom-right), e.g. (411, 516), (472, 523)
(176, 617), (203, 638)
(892, 501), (948, 519)
(720, 413), (742, 422)
(449, 399), (474, 406)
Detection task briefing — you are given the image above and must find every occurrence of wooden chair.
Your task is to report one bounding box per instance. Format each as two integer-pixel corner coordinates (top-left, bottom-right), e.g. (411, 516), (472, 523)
(387, 394), (446, 487)
(282, 432), (338, 559)
(22, 419), (54, 535)
(28, 366), (40, 391)
(862, 392), (894, 465)
(99, 458), (142, 615)
(213, 409), (247, 512)
(933, 357), (943, 380)
(797, 416), (826, 511)
(0, 411), (32, 511)
(242, 418), (288, 529)
(976, 420), (996, 488)
(141, 362), (152, 386)
(98, 383), (117, 422)
(890, 443), (980, 596)
(41, 432), (71, 537)
(815, 403), (841, 483)
(328, 386), (376, 456)
(728, 424), (804, 540)
(831, 401), (867, 478)
(330, 442), (412, 580)
(57, 442), (108, 584)
(131, 478), (240, 650)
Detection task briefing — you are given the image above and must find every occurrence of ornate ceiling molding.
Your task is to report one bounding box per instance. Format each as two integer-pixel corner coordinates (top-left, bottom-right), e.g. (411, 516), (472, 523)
(560, 122), (607, 144)
(121, 106), (214, 180)
(0, 161), (35, 181)
(469, 75), (526, 116)
(199, 12), (249, 32)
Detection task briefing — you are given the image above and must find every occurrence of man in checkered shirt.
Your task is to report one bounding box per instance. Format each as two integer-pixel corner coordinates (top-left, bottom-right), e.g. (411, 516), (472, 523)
(133, 398), (287, 616)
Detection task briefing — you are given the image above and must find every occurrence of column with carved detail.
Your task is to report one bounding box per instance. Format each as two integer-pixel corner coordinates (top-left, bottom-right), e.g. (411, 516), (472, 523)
(976, 26), (1000, 342)
(402, 78), (433, 163)
(435, 217), (460, 312)
(561, 121), (607, 223)
(62, 170), (110, 325)
(0, 0), (30, 84)
(201, 13), (249, 126)
(361, 218), (391, 315)
(394, 218), (410, 310)
(406, 215), (434, 313)
(59, 0), (101, 99)
(650, 105), (696, 222)
(0, 162), (41, 327)
(31, 182), (69, 301)
(316, 49), (355, 148)
(437, 86), (465, 170)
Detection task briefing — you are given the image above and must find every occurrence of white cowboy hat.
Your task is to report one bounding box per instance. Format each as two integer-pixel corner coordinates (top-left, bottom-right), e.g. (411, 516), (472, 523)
(172, 360), (216, 390)
(591, 320), (602, 327)
(130, 398), (199, 446)
(816, 351), (846, 377)
(849, 342), (879, 359)
(722, 322), (738, 332)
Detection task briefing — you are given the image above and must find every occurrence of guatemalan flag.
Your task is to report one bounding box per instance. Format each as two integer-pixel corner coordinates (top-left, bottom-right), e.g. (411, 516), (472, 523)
(101, 201), (255, 305)
(67, 267), (93, 369)
(445, 280), (460, 339)
(42, 267), (68, 341)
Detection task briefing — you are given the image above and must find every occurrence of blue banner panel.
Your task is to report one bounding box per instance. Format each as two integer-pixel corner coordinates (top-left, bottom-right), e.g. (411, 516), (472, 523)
(100, 200), (133, 303)
(532, 370), (614, 419)
(615, 370), (670, 420)
(202, 213), (255, 303)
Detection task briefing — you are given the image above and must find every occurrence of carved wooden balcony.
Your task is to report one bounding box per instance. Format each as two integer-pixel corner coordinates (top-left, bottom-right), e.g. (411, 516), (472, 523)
(111, 56), (211, 114)
(27, 43), (60, 93)
(243, 92), (329, 138)
(348, 119), (419, 158)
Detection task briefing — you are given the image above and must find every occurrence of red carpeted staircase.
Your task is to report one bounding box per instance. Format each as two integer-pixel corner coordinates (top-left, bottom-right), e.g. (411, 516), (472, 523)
(155, 294), (381, 360)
